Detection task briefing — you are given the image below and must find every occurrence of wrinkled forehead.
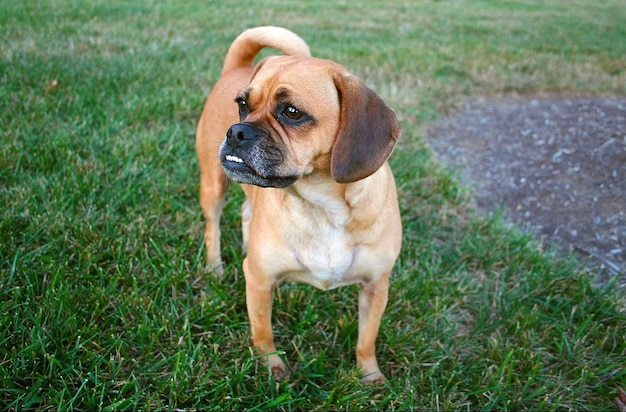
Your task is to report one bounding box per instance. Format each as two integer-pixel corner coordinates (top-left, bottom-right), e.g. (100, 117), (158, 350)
(242, 56), (343, 109)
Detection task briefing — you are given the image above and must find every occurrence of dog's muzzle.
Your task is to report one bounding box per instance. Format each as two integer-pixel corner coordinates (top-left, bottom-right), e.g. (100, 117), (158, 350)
(226, 122), (258, 145)
(219, 123), (299, 188)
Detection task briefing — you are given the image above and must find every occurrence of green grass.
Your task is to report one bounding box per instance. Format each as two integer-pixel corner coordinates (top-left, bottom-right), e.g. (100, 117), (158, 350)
(1, 0), (625, 410)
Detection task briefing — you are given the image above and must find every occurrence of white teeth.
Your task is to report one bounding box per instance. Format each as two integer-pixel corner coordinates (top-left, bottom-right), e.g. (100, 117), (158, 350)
(225, 155), (244, 163)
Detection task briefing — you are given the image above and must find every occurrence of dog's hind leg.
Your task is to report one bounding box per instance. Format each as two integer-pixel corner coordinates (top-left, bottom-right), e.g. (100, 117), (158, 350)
(199, 163), (229, 274)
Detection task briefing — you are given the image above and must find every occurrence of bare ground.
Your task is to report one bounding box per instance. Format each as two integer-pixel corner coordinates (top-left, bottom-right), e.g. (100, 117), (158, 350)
(426, 94), (626, 286)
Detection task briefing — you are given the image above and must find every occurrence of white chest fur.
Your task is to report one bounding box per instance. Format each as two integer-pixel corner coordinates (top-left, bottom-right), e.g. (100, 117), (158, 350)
(250, 173), (397, 290)
(274, 183), (384, 290)
(289, 220), (356, 290)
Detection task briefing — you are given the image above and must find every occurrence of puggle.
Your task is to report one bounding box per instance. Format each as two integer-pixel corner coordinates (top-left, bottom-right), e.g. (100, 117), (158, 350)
(195, 26), (402, 383)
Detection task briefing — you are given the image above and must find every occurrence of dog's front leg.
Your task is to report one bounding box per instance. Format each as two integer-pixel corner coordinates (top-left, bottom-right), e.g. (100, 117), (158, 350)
(243, 258), (286, 380)
(241, 199), (252, 254)
(356, 272), (390, 384)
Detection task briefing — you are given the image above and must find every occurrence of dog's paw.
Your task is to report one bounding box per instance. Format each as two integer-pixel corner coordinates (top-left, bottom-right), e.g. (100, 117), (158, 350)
(359, 370), (386, 385)
(271, 365), (286, 381)
(205, 257), (224, 275)
(268, 354), (287, 381)
(357, 357), (386, 384)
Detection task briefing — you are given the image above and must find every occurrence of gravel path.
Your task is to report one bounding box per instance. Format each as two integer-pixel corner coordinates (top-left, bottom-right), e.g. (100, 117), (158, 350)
(426, 95), (626, 285)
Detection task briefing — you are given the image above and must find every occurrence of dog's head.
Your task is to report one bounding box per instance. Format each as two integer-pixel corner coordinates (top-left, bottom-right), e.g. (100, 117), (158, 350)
(219, 56), (400, 188)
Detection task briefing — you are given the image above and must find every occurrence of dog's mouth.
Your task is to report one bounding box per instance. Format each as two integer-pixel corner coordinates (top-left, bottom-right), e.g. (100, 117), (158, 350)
(221, 152), (299, 188)
(225, 154), (244, 164)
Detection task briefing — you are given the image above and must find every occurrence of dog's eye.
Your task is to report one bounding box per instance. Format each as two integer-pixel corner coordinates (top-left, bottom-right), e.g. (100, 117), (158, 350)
(282, 105), (303, 121)
(236, 99), (249, 118)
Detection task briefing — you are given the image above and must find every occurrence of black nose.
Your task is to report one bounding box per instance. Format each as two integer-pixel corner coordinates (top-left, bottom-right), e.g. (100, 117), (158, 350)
(226, 123), (257, 147)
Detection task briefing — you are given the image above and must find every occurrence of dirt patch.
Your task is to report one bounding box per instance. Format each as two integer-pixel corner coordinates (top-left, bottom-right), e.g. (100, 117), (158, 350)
(426, 94), (626, 285)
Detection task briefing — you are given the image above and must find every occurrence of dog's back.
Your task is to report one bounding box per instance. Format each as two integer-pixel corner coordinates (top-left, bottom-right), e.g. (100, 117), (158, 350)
(196, 27), (311, 270)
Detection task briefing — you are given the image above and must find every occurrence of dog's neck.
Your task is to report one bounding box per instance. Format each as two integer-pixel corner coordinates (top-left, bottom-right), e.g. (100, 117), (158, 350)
(283, 176), (350, 227)
(282, 168), (386, 229)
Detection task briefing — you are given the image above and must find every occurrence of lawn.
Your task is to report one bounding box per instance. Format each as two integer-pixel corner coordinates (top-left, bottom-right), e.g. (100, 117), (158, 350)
(1, 0), (625, 410)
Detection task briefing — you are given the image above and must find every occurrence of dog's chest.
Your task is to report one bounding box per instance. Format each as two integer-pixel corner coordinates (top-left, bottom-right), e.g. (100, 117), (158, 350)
(289, 222), (356, 290)
(256, 184), (392, 290)
(278, 195), (383, 290)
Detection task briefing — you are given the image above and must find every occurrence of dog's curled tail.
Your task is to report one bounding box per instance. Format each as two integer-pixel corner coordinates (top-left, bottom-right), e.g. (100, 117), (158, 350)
(221, 26), (311, 75)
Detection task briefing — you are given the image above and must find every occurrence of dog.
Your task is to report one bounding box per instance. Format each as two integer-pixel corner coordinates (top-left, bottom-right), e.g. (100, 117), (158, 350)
(196, 26), (402, 384)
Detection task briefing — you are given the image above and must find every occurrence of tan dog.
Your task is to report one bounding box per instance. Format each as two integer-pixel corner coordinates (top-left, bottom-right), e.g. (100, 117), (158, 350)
(196, 26), (402, 383)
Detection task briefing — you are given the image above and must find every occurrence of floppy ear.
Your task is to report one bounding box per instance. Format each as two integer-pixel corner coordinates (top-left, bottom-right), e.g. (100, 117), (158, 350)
(331, 72), (401, 183)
